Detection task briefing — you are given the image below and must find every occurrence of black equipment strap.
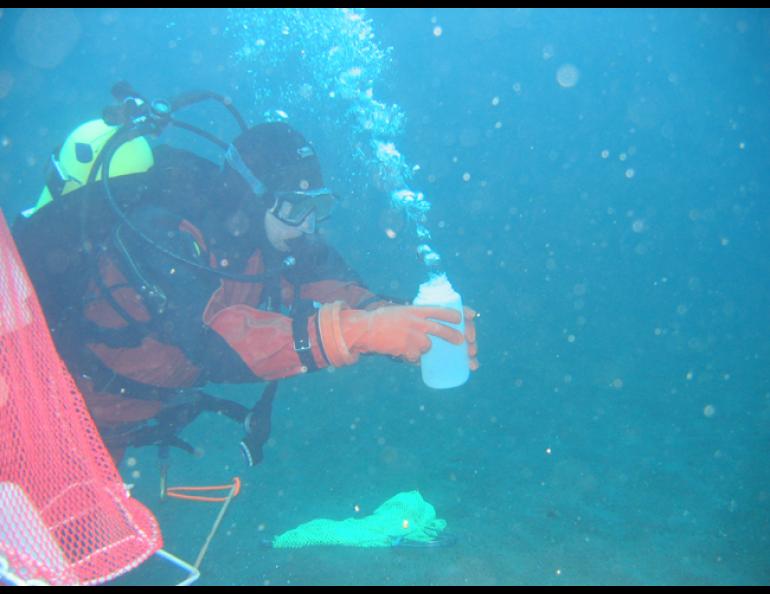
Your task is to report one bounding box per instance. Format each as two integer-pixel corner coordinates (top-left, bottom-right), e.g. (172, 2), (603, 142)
(239, 381), (278, 467)
(291, 299), (319, 372)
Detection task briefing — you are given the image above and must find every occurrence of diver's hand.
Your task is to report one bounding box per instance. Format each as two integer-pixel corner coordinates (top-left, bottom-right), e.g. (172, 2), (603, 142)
(317, 302), (465, 366)
(399, 304), (478, 369)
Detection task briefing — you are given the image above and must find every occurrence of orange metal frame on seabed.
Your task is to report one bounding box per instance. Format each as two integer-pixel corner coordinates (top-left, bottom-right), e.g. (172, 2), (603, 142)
(165, 477), (242, 502)
(162, 476), (242, 572)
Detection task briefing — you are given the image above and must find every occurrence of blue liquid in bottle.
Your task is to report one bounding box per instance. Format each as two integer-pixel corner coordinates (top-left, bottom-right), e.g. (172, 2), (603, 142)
(413, 274), (469, 389)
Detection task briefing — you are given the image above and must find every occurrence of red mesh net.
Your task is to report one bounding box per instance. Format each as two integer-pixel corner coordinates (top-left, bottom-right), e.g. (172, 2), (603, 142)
(0, 209), (162, 585)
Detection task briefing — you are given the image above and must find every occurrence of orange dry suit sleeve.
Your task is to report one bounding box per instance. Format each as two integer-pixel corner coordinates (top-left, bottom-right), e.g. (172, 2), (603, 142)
(200, 241), (372, 380)
(205, 301), (474, 379)
(202, 238), (477, 380)
(204, 303), (330, 381)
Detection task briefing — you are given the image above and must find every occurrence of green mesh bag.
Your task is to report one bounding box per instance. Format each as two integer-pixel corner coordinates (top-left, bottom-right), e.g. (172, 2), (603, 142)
(272, 491), (447, 548)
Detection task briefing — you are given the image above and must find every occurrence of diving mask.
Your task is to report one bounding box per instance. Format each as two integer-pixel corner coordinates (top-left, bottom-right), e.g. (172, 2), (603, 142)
(270, 187), (336, 227)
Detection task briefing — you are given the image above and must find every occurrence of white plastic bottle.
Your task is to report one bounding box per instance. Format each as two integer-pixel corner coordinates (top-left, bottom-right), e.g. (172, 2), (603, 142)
(413, 273), (469, 389)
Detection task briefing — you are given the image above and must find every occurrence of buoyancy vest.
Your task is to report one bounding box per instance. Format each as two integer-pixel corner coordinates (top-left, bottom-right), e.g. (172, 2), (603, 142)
(12, 148), (257, 400)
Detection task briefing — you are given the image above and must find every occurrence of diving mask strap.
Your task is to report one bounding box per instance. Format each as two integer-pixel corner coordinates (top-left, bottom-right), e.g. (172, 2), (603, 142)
(225, 144), (267, 198)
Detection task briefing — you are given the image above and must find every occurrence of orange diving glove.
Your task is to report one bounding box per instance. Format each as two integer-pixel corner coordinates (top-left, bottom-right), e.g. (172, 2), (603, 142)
(317, 301), (467, 366)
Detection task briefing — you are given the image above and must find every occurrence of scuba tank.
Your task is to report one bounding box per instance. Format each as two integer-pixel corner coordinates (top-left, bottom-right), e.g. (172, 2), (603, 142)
(22, 118), (154, 219)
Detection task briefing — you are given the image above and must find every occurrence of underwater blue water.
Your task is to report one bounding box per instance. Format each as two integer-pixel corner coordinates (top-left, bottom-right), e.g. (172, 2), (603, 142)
(1, 8), (769, 586)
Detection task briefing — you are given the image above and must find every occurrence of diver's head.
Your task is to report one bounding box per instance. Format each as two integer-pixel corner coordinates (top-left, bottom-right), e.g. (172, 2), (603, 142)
(223, 122), (336, 251)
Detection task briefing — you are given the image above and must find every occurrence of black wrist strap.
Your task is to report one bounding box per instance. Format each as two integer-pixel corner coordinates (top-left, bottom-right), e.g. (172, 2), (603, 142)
(291, 301), (319, 372)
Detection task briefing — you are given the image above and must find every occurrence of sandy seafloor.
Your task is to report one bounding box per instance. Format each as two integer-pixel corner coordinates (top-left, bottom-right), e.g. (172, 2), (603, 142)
(115, 348), (769, 586)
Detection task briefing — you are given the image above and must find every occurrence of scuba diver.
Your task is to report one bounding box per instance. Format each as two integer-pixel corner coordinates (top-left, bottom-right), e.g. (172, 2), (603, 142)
(12, 83), (479, 467)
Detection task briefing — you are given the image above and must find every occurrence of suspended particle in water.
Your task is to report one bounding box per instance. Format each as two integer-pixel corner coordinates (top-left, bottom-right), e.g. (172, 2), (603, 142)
(379, 208), (406, 239)
(491, 96), (500, 106)
(433, 26), (443, 37)
(601, 149), (609, 159)
(462, 172), (471, 182)
(298, 83), (313, 99)
(625, 168), (635, 179)
(556, 64), (580, 88)
(703, 404), (715, 417)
